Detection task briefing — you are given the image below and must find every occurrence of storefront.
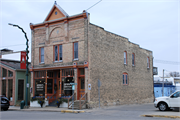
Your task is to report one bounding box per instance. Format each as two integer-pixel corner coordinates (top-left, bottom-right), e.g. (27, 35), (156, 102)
(32, 67), (85, 104)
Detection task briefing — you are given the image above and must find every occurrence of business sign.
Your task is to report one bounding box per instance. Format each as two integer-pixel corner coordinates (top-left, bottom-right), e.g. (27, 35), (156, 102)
(20, 51), (26, 69)
(64, 83), (72, 90)
(36, 84), (44, 92)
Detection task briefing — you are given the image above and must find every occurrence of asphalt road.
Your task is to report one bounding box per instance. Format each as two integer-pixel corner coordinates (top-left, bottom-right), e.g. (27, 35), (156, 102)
(1, 103), (179, 120)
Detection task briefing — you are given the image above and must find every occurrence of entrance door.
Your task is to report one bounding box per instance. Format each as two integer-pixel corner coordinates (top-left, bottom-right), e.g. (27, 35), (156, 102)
(18, 80), (24, 100)
(79, 77), (85, 99)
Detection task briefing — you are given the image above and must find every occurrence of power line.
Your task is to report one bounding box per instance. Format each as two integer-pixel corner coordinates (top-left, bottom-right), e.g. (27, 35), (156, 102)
(154, 59), (180, 65)
(0, 42), (31, 49)
(86, 0), (102, 11)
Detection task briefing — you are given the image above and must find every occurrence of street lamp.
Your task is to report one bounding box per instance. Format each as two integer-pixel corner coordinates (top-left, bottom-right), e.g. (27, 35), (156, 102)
(8, 23), (29, 108)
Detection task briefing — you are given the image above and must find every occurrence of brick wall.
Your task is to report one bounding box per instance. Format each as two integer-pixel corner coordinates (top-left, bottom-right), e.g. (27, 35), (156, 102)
(31, 19), (86, 68)
(88, 23), (154, 108)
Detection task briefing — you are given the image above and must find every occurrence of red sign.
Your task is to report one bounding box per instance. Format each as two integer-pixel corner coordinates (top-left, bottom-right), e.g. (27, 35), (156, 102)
(20, 51), (26, 69)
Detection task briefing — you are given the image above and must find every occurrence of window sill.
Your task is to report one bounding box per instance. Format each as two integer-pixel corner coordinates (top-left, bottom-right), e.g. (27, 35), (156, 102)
(39, 62), (45, 65)
(73, 58), (79, 61)
(54, 60), (63, 63)
(123, 84), (128, 86)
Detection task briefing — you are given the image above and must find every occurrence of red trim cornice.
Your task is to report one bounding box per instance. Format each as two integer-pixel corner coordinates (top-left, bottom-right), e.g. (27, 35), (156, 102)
(30, 13), (87, 30)
(31, 65), (84, 71)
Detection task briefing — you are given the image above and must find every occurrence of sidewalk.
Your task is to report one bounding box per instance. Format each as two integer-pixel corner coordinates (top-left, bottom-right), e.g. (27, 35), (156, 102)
(9, 106), (86, 113)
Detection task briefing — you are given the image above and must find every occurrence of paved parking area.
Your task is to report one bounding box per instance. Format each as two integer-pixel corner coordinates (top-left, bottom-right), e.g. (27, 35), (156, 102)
(1, 103), (179, 120)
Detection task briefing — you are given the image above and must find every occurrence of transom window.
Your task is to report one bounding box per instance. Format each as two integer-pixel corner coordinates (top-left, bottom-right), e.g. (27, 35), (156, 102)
(123, 73), (128, 85)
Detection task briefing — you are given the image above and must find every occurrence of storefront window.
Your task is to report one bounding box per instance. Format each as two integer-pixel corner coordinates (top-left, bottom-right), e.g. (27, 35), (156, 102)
(35, 79), (45, 96)
(47, 79), (53, 94)
(63, 77), (74, 96)
(8, 70), (13, 77)
(80, 69), (84, 75)
(8, 79), (13, 101)
(2, 68), (7, 77)
(2, 80), (6, 96)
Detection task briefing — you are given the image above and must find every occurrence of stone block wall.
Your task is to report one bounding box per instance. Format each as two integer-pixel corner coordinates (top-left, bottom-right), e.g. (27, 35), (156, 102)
(88, 23), (154, 108)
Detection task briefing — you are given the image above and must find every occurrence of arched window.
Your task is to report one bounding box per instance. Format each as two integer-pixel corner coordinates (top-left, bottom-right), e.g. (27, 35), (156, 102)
(147, 57), (150, 68)
(123, 72), (128, 85)
(124, 51), (127, 64)
(132, 53), (135, 66)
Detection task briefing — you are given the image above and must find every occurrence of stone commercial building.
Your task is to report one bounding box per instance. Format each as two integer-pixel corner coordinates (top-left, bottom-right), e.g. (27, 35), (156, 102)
(29, 2), (154, 108)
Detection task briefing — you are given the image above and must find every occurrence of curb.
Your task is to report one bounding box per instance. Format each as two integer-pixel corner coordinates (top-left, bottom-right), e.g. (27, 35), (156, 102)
(61, 110), (85, 113)
(142, 115), (180, 119)
(9, 108), (85, 113)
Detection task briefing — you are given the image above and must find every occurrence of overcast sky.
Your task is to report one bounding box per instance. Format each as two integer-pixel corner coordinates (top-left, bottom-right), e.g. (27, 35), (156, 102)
(0, 0), (179, 76)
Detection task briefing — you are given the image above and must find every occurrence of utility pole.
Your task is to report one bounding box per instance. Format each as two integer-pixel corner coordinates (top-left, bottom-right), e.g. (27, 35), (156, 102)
(8, 23), (29, 108)
(162, 69), (164, 96)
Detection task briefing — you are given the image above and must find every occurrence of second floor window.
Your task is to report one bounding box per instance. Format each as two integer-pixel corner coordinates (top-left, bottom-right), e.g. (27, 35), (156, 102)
(132, 53), (135, 66)
(124, 51), (127, 64)
(74, 42), (78, 60)
(54, 45), (62, 61)
(147, 57), (150, 68)
(40, 47), (44, 63)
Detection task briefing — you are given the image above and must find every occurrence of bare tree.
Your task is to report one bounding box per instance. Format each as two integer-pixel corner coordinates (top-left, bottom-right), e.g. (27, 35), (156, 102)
(169, 71), (180, 77)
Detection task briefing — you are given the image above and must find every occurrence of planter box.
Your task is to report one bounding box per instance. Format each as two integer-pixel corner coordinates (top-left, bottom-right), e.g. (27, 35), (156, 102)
(60, 102), (68, 108)
(30, 100), (48, 107)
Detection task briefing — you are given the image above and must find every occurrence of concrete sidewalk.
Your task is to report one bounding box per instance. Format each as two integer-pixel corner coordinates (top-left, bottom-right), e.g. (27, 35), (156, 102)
(9, 106), (85, 113)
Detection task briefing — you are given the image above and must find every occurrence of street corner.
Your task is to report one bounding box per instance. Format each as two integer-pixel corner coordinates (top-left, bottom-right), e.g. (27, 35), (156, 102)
(60, 110), (85, 113)
(142, 114), (180, 119)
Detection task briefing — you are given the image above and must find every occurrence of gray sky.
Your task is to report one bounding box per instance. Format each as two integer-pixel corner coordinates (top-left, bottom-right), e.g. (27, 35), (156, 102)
(0, 0), (179, 76)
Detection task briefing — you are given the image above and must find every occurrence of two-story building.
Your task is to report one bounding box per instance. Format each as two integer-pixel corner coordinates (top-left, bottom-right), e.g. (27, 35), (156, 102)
(29, 2), (154, 108)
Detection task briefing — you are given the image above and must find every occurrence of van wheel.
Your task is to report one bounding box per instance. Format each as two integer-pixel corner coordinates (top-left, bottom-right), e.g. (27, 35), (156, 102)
(158, 103), (168, 111)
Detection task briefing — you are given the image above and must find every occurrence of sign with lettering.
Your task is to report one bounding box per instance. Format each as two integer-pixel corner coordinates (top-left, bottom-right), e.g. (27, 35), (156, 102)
(36, 84), (44, 91)
(64, 83), (72, 90)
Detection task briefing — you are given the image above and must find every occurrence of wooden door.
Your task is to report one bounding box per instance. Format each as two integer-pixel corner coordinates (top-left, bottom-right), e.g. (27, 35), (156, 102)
(79, 77), (85, 99)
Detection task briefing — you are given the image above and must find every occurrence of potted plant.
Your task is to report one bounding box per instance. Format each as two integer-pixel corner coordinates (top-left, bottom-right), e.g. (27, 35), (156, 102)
(37, 98), (44, 108)
(56, 97), (63, 108)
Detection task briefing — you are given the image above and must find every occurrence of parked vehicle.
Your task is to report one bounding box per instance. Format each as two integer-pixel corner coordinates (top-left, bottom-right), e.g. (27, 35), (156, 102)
(154, 90), (180, 111)
(1, 95), (10, 111)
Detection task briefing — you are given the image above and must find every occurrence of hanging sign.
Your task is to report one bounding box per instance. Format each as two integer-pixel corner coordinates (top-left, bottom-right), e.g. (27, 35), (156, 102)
(20, 51), (26, 69)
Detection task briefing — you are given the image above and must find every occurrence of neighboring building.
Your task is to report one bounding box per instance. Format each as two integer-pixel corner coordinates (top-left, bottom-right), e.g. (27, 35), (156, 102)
(29, 2), (154, 108)
(154, 76), (176, 98)
(0, 59), (31, 105)
(174, 77), (180, 84)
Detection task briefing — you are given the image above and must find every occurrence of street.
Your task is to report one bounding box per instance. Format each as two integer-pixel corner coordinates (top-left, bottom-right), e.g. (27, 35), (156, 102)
(1, 103), (179, 120)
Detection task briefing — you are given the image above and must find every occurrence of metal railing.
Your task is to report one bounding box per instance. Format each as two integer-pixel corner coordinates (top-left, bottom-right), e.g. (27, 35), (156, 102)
(79, 93), (88, 110)
(68, 92), (76, 109)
